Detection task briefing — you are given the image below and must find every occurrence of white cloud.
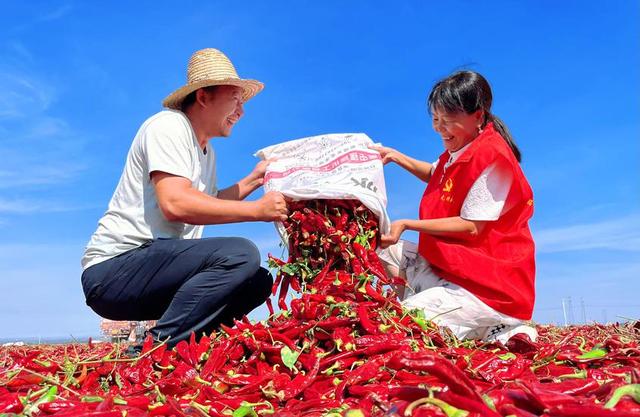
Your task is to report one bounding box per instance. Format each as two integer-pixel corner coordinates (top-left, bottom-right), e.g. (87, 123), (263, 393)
(0, 198), (98, 214)
(533, 259), (640, 324)
(37, 4), (73, 22)
(252, 234), (286, 255)
(9, 4), (74, 35)
(204, 222), (288, 261)
(0, 241), (100, 340)
(534, 213), (640, 253)
(5, 41), (33, 63)
(0, 71), (55, 118)
(0, 162), (87, 189)
(0, 242), (84, 262)
(0, 62), (88, 189)
(26, 116), (69, 138)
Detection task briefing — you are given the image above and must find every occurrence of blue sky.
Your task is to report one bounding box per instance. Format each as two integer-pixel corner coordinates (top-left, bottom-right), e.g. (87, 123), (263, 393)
(1, 2), (638, 340)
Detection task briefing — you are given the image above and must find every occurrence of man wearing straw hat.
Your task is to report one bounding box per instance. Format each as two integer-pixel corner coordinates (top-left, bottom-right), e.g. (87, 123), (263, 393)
(81, 48), (287, 349)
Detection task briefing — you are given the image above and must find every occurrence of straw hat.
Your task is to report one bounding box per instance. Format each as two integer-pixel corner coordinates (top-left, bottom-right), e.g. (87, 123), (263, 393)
(162, 48), (264, 110)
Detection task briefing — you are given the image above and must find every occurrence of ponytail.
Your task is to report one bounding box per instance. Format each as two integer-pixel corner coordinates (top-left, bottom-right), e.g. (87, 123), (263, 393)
(487, 113), (521, 163)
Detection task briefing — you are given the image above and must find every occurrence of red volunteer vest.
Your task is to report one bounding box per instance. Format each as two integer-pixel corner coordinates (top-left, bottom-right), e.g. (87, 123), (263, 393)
(418, 123), (535, 319)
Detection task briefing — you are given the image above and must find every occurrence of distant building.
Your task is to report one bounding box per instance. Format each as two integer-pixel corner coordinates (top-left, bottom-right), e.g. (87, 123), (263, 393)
(100, 320), (157, 343)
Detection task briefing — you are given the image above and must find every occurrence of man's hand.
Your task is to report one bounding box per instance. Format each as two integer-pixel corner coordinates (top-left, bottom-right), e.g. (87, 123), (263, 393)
(151, 171), (288, 225)
(380, 220), (406, 248)
(255, 191), (288, 222)
(247, 158), (275, 186)
(218, 158), (276, 201)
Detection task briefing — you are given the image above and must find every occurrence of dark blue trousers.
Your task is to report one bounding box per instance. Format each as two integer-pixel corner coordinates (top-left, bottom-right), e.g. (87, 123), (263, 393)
(81, 237), (272, 347)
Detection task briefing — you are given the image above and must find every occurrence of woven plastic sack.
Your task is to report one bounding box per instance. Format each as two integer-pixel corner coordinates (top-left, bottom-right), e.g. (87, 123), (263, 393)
(255, 133), (390, 240)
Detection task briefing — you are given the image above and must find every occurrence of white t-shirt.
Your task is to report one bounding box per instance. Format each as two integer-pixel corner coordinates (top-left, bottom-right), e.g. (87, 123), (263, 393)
(82, 110), (218, 270)
(432, 143), (513, 221)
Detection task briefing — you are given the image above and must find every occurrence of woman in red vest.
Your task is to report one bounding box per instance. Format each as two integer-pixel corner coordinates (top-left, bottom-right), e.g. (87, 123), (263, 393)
(374, 71), (536, 343)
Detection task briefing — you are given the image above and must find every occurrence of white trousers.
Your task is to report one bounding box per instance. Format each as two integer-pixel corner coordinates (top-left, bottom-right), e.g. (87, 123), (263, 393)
(378, 240), (537, 344)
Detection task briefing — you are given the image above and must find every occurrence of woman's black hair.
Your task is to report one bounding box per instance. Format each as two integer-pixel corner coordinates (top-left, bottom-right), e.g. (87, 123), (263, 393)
(427, 71), (521, 162)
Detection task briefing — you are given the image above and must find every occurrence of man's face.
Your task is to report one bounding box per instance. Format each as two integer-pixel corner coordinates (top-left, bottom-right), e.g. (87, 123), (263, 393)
(202, 85), (245, 137)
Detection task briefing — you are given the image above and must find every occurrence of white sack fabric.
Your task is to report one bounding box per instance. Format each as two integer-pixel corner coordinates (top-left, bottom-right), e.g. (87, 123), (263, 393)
(255, 133), (391, 240)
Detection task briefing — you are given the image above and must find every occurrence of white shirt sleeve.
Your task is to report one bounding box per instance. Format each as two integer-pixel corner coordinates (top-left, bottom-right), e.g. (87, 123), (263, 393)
(460, 159), (514, 221)
(430, 159), (439, 176)
(143, 114), (194, 180)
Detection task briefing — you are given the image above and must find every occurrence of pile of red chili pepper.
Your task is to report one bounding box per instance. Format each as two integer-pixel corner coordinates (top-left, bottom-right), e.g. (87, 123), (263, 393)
(1, 199), (640, 416)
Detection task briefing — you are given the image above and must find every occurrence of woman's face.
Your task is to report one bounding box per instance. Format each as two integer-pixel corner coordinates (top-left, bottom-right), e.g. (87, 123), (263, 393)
(431, 107), (483, 152)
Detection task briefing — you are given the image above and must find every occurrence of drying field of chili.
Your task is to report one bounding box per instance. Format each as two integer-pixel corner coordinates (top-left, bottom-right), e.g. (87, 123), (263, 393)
(2, 200), (639, 416)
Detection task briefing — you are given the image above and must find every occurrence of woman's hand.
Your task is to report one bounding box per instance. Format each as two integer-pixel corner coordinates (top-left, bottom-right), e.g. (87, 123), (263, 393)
(369, 144), (433, 182)
(380, 220), (407, 248)
(368, 144), (403, 165)
(392, 217), (486, 241)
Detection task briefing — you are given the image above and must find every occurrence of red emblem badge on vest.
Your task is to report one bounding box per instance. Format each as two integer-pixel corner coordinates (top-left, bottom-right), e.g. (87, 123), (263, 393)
(441, 178), (454, 203)
(442, 178), (453, 192)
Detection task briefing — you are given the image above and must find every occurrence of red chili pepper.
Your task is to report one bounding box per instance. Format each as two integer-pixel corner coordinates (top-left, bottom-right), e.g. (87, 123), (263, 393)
(395, 371), (443, 388)
(362, 282), (388, 304)
(150, 343), (167, 363)
(355, 333), (403, 348)
(352, 242), (367, 260)
(50, 411), (123, 417)
(278, 274), (291, 310)
(281, 357), (321, 400)
(497, 403), (540, 417)
(265, 297), (275, 316)
(549, 378), (601, 396)
(312, 261), (334, 287)
(148, 403), (173, 416)
(139, 334), (154, 355)
(75, 364), (88, 385)
(187, 332), (200, 365)
(272, 271), (284, 297)
(546, 403), (640, 417)
(81, 370), (101, 392)
(0, 396), (24, 414)
(357, 304), (380, 335)
(219, 322), (238, 337)
(174, 340), (192, 366)
(200, 339), (232, 378)
(96, 362), (115, 376)
(336, 211), (349, 232)
(351, 257), (364, 275)
(389, 351), (482, 402)
(335, 351), (396, 400)
(316, 317), (355, 331)
(5, 372), (44, 387)
(437, 389), (502, 416)
(268, 253), (286, 267)
(123, 395), (151, 410)
(492, 387), (545, 414)
(518, 381), (582, 409)
(365, 248), (388, 281)
(348, 384), (396, 399)
(363, 338), (413, 355)
(290, 275), (302, 292)
(280, 322), (315, 340)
